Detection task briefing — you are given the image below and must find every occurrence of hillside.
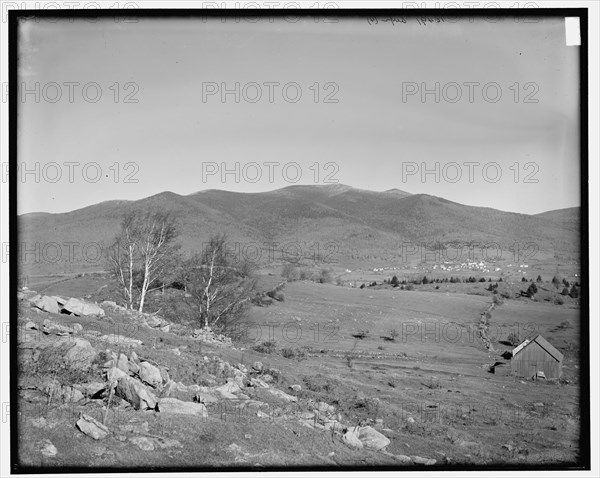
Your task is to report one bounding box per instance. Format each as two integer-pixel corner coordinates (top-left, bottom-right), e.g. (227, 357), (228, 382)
(17, 185), (580, 276)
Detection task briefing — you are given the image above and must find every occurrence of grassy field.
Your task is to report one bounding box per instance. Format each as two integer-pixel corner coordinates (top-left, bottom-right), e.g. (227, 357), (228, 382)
(14, 265), (583, 470)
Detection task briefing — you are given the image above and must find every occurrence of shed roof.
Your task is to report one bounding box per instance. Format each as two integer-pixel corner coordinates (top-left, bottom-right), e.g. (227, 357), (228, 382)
(512, 334), (564, 362)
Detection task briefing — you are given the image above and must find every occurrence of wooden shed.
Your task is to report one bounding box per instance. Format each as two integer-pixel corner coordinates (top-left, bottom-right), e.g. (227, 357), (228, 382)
(510, 334), (564, 379)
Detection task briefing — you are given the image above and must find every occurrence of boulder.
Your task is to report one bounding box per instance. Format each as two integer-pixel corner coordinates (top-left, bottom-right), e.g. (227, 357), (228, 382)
(77, 414), (109, 440)
(39, 439), (58, 457)
(289, 384), (302, 392)
(64, 338), (97, 370)
(139, 361), (163, 388)
(32, 296), (59, 314)
(411, 456), (436, 466)
(342, 428), (363, 449)
(266, 388), (298, 403)
(129, 436), (154, 451)
(42, 318), (73, 335)
(116, 354), (129, 373)
(157, 398), (208, 418)
(62, 298), (105, 317)
(115, 375), (157, 410)
(358, 426), (390, 450)
(215, 380), (241, 399)
(253, 361), (263, 372)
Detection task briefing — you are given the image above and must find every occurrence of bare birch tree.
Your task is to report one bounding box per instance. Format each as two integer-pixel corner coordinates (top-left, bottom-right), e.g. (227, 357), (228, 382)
(181, 233), (255, 330)
(107, 211), (179, 312)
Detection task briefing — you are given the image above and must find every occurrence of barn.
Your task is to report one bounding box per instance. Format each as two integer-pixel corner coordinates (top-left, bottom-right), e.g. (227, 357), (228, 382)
(510, 334), (564, 379)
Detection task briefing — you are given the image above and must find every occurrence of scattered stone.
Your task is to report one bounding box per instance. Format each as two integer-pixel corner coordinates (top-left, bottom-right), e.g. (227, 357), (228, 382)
(406, 416), (415, 424)
(342, 428), (363, 449)
(116, 354), (129, 373)
(267, 388), (298, 403)
(158, 398), (208, 418)
(139, 361), (163, 388)
(115, 375), (157, 410)
(316, 401), (335, 414)
(394, 454), (413, 464)
(97, 334), (142, 347)
(32, 296), (59, 314)
(502, 444), (514, 452)
(64, 338), (97, 370)
(244, 434), (252, 439)
(253, 361), (263, 372)
(358, 426), (390, 450)
(39, 439), (58, 457)
(289, 384), (302, 392)
(62, 298), (105, 317)
(77, 414), (109, 440)
(411, 456), (437, 466)
(129, 436), (155, 451)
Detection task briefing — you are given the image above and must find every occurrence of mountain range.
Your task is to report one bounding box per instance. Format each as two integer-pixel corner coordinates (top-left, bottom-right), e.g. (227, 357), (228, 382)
(17, 184), (580, 275)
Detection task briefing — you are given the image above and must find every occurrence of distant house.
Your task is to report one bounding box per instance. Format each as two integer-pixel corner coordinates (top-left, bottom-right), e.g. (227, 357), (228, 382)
(511, 334), (564, 379)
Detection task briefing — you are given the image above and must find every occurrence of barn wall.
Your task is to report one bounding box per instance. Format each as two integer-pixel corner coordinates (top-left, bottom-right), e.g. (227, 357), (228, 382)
(511, 341), (562, 378)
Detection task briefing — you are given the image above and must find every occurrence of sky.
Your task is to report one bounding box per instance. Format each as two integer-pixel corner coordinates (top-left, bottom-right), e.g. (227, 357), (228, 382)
(16, 14), (581, 215)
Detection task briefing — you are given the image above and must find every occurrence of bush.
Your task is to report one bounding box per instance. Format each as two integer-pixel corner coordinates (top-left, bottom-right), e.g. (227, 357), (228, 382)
(552, 275), (562, 289)
(352, 329), (369, 339)
(561, 287), (570, 296)
(299, 269), (311, 281)
(405, 284), (414, 291)
(318, 269), (333, 284)
(281, 347), (307, 361)
(506, 332), (520, 346)
(359, 283), (365, 289)
(536, 275), (543, 282)
(558, 320), (571, 329)
(281, 263), (299, 280)
(500, 291), (510, 299)
(521, 277), (528, 282)
(526, 283), (538, 297)
(390, 275), (399, 287)
(274, 292), (285, 302)
(555, 296), (564, 305)
(479, 277), (487, 282)
(252, 340), (278, 354)
(569, 285), (580, 298)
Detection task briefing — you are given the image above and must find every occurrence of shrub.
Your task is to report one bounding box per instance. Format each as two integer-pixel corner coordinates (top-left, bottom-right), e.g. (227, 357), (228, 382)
(405, 284), (414, 291)
(299, 269), (311, 281)
(552, 275), (562, 289)
(274, 292), (285, 302)
(390, 275), (400, 287)
(500, 291), (510, 299)
(521, 277), (528, 282)
(555, 296), (564, 305)
(536, 275), (543, 282)
(506, 332), (520, 346)
(318, 269), (333, 284)
(479, 277), (487, 282)
(558, 320), (571, 329)
(561, 287), (569, 296)
(569, 285), (580, 298)
(252, 340), (278, 354)
(281, 347), (307, 361)
(281, 263), (299, 280)
(359, 283), (365, 289)
(526, 283), (538, 297)
(352, 329), (369, 339)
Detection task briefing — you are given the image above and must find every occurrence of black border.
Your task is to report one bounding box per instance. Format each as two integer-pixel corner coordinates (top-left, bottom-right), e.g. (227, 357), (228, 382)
(8, 7), (590, 474)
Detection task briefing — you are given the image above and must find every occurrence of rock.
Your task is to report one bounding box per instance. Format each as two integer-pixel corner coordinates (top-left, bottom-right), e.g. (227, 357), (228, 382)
(77, 414), (109, 440)
(375, 418), (384, 427)
(24, 321), (37, 330)
(62, 298), (105, 317)
(159, 367), (170, 384)
(193, 389), (219, 404)
(75, 382), (106, 398)
(406, 416), (415, 424)
(316, 401), (335, 414)
(250, 377), (270, 389)
(289, 384), (302, 392)
(171, 348), (181, 356)
(129, 351), (140, 363)
(215, 380), (241, 399)
(261, 374), (274, 383)
(32, 296), (59, 314)
(253, 361), (263, 372)
(394, 454), (413, 464)
(157, 398), (208, 418)
(106, 367), (129, 384)
(98, 334), (142, 347)
(411, 456), (437, 466)
(41, 318), (74, 335)
(39, 439), (58, 457)
(101, 300), (118, 309)
(72, 323), (83, 333)
(116, 354), (129, 373)
(502, 444), (514, 452)
(267, 388), (298, 403)
(358, 426), (390, 450)
(139, 361), (162, 388)
(64, 338), (97, 370)
(129, 436), (155, 451)
(342, 428), (363, 449)
(457, 440), (480, 450)
(160, 324), (171, 333)
(52, 296), (67, 305)
(533, 402), (545, 408)
(115, 375), (157, 410)
(145, 316), (163, 328)
(236, 363), (248, 373)
(152, 437), (183, 449)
